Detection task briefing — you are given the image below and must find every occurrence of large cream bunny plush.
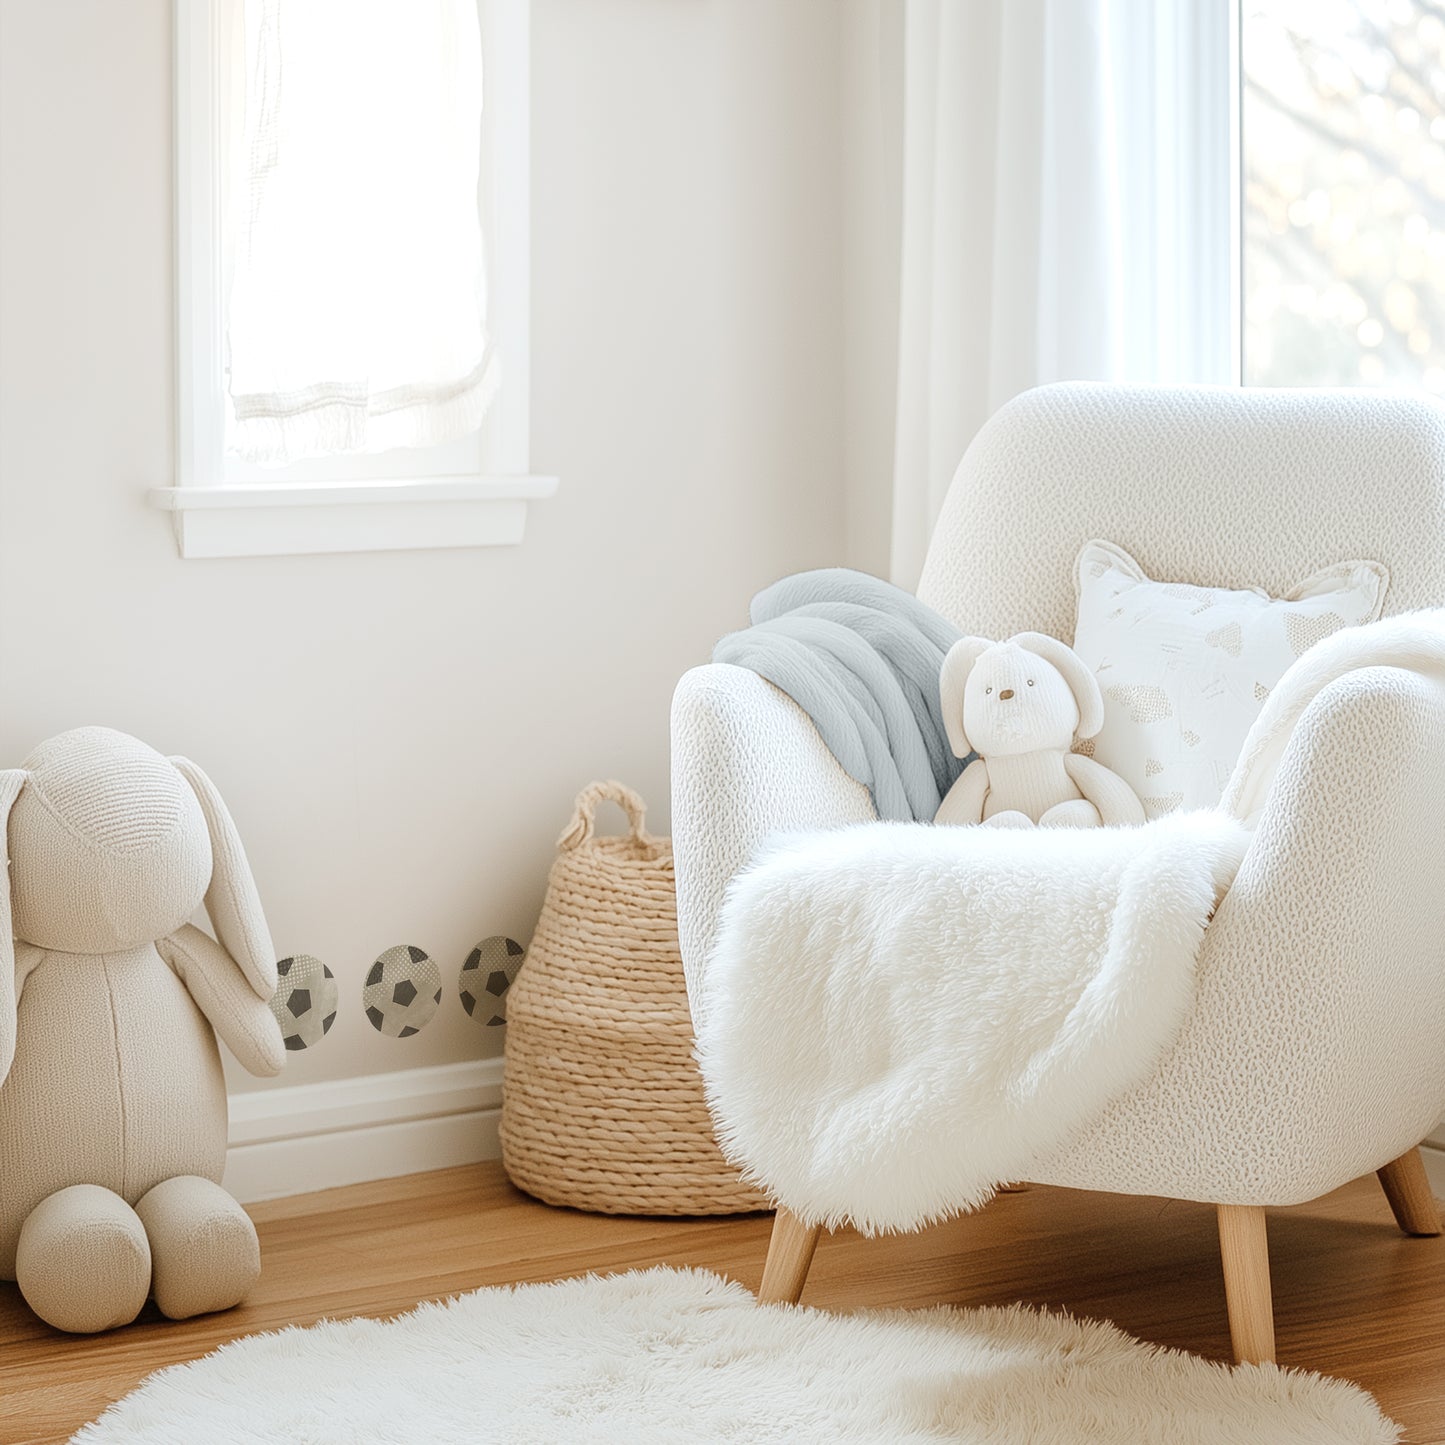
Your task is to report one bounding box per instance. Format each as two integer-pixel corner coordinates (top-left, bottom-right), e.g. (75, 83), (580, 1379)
(0, 727), (285, 1333)
(935, 632), (1145, 829)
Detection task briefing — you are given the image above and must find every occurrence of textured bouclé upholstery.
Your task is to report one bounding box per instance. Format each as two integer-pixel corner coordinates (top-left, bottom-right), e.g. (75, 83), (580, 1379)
(917, 383), (1445, 638)
(671, 382), (1445, 1208)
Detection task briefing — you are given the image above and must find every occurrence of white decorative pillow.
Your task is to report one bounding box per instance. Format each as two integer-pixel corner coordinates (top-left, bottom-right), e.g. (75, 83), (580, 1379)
(1071, 540), (1388, 816)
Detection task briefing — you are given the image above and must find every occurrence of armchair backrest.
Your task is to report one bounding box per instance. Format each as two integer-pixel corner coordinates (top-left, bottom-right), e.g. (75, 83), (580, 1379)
(917, 382), (1445, 641)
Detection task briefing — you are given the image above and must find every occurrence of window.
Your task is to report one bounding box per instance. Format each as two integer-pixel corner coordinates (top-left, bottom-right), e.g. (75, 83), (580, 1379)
(1241, 0), (1445, 393)
(157, 0), (554, 559)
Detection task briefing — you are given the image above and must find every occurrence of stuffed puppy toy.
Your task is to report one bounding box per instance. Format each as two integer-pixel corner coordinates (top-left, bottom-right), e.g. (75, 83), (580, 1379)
(0, 726), (285, 1334)
(934, 632), (1145, 828)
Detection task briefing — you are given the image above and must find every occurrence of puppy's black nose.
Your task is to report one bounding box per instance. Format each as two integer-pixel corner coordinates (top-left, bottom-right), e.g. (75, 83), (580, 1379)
(998, 688), (1015, 700)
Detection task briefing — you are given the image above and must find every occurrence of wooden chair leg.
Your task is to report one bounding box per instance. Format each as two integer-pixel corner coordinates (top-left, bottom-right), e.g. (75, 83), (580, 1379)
(757, 1207), (822, 1305)
(1377, 1146), (1443, 1237)
(1217, 1203), (1275, 1365)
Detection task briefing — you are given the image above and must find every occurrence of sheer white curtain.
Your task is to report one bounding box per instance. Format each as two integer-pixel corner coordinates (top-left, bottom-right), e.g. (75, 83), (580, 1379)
(889, 0), (1227, 587)
(226, 0), (495, 466)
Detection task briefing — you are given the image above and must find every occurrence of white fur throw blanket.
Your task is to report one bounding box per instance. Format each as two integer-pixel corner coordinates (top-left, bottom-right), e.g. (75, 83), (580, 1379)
(698, 812), (1249, 1235)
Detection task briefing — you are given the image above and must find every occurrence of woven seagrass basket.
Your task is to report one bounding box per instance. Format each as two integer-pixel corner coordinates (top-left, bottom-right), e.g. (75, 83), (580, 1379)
(500, 781), (768, 1215)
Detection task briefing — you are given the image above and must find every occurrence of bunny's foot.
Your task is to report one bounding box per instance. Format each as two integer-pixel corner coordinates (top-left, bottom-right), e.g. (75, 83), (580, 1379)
(16, 1184), (152, 1333)
(1039, 799), (1104, 828)
(982, 810), (1034, 828)
(135, 1175), (261, 1320)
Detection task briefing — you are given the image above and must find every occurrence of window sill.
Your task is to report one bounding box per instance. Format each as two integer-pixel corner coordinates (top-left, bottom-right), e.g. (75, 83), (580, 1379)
(148, 475), (559, 559)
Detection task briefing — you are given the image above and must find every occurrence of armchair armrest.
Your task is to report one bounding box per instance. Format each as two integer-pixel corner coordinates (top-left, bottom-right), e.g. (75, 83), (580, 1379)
(671, 664), (875, 1017)
(1037, 663), (1445, 1205)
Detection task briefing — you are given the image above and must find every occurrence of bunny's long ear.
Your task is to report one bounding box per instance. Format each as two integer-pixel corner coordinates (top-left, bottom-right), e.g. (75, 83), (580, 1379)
(1016, 631), (1105, 738)
(939, 637), (993, 758)
(0, 770), (27, 1083)
(171, 757), (277, 1001)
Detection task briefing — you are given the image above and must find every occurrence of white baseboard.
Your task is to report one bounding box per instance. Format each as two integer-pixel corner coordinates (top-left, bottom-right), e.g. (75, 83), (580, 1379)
(1422, 1143), (1445, 1197)
(224, 1058), (505, 1204)
(222, 1060), (1444, 1210)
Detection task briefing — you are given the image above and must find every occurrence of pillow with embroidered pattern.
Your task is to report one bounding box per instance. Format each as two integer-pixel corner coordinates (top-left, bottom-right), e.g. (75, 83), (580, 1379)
(1070, 540), (1388, 816)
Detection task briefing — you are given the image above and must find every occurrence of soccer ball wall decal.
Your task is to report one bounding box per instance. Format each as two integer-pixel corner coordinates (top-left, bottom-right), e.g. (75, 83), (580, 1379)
(269, 954), (338, 1051)
(362, 944), (443, 1038)
(459, 936), (525, 1026)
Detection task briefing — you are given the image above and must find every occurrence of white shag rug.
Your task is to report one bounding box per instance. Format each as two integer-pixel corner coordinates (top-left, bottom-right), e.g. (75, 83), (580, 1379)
(74, 1268), (1397, 1445)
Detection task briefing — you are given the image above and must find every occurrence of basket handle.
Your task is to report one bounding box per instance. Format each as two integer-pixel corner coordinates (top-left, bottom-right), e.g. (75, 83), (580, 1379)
(557, 780), (652, 851)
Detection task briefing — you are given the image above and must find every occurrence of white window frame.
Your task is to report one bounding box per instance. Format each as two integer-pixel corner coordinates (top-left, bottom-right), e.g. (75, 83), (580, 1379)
(155, 0), (556, 560)
(1167, 0), (1241, 387)
(1124, 0), (1241, 388)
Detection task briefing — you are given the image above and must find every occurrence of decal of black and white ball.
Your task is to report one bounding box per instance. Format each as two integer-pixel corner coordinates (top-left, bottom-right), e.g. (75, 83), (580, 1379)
(269, 954), (338, 1051)
(458, 936), (525, 1026)
(362, 945), (442, 1038)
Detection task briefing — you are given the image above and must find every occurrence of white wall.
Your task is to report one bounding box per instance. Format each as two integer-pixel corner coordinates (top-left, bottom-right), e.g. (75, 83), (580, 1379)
(0, 0), (846, 1095)
(840, 0), (904, 580)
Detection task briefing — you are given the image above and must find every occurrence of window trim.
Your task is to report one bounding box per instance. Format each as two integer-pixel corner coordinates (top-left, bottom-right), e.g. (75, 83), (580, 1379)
(1120, 0), (1241, 387)
(157, 0), (555, 560)
(1178, 0), (1242, 387)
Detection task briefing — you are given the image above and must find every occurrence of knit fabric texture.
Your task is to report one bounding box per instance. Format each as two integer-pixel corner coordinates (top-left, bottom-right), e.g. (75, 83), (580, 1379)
(0, 728), (283, 1331)
(712, 568), (965, 822)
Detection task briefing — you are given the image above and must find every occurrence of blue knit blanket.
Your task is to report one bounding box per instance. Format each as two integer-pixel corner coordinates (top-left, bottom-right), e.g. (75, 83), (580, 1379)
(712, 569), (966, 822)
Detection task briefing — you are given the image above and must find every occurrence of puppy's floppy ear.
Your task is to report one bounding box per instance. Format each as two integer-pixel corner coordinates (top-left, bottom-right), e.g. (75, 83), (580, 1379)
(939, 637), (993, 758)
(1015, 631), (1104, 738)
(0, 770), (27, 1084)
(170, 757), (277, 1001)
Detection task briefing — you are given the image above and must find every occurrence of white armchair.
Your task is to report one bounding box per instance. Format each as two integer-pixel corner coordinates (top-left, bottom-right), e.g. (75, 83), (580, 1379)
(671, 381), (1445, 1364)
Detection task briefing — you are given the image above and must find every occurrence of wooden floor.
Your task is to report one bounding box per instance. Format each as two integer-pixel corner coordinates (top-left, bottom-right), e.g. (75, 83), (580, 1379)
(2, 1163), (1441, 1444)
